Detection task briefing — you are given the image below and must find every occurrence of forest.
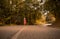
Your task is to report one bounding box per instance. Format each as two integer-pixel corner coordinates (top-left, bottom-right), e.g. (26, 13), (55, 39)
(0, 0), (60, 26)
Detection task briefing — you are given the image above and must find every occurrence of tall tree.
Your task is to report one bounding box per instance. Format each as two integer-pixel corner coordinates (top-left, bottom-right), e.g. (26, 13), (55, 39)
(44, 0), (60, 27)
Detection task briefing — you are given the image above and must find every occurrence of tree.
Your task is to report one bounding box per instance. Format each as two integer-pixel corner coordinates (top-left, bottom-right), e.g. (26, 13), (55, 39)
(44, 0), (60, 27)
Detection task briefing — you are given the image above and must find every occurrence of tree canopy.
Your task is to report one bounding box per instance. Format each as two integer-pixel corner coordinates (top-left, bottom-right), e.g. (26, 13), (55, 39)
(0, 0), (60, 26)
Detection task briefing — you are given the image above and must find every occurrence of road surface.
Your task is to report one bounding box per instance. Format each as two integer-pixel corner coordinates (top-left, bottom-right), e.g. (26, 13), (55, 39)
(0, 25), (60, 39)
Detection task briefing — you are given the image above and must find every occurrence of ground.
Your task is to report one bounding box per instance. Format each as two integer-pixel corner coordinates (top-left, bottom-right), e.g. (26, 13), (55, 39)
(0, 25), (60, 39)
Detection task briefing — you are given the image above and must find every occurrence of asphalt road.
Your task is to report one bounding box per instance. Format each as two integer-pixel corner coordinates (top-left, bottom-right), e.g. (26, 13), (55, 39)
(0, 25), (60, 39)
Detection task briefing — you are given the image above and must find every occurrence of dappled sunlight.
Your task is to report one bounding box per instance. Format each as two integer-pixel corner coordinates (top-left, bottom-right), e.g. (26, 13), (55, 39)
(35, 13), (56, 26)
(0, 0), (59, 26)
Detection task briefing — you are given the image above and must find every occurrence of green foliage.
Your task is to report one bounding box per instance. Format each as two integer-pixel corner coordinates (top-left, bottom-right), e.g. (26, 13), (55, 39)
(1, 0), (60, 25)
(0, 0), (45, 25)
(44, 0), (60, 18)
